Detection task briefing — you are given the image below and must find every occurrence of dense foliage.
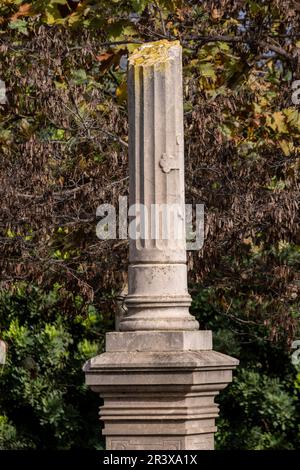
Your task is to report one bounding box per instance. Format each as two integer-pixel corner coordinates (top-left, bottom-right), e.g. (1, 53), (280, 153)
(0, 0), (299, 449)
(0, 283), (106, 449)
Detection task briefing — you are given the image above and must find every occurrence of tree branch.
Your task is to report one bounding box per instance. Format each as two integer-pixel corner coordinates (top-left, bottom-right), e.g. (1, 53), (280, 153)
(97, 34), (295, 62)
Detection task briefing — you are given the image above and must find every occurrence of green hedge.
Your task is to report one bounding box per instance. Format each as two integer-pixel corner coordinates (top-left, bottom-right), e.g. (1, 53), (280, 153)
(0, 283), (105, 449)
(1, 282), (299, 449)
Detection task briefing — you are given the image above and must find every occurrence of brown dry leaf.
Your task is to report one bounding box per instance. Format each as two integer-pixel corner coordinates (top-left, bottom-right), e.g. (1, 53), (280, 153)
(211, 8), (223, 20)
(96, 50), (118, 75)
(96, 51), (114, 62)
(96, 49), (126, 74)
(15, 263), (22, 275)
(292, 1), (300, 11)
(11, 3), (33, 22)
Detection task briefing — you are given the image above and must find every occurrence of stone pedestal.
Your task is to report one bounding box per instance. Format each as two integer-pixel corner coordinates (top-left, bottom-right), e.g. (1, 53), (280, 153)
(84, 331), (238, 450)
(84, 40), (238, 450)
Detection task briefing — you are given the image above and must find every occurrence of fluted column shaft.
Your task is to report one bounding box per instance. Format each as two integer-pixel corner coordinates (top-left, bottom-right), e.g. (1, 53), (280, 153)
(120, 41), (198, 331)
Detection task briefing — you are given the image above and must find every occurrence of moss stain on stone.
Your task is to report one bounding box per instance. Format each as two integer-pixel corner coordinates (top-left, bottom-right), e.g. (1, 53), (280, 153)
(129, 40), (180, 68)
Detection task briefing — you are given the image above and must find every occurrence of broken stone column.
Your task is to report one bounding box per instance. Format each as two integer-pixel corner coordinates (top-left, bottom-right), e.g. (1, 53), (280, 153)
(84, 40), (238, 450)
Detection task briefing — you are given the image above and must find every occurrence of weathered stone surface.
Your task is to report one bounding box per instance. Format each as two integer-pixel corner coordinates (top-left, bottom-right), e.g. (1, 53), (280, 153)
(84, 40), (239, 450)
(106, 331), (212, 352)
(86, 349), (237, 373)
(121, 39), (198, 331)
(83, 336), (238, 450)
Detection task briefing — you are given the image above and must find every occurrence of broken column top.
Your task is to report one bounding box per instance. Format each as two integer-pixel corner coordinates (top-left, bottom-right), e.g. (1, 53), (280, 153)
(129, 40), (181, 67)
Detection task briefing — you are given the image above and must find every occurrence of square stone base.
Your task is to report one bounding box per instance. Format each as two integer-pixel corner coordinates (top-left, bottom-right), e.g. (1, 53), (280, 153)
(84, 331), (238, 450)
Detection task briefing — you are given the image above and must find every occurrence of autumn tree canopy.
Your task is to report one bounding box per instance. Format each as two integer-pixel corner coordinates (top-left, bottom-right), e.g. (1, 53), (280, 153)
(0, 0), (299, 449)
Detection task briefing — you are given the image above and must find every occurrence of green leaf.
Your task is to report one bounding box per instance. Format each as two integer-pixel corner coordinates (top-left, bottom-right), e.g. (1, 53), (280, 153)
(131, 0), (149, 13)
(283, 108), (300, 130)
(199, 62), (217, 80)
(266, 111), (288, 133)
(8, 19), (28, 35)
(71, 69), (88, 85)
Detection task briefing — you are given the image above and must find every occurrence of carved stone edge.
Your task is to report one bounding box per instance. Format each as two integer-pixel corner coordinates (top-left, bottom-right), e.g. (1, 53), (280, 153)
(83, 349), (239, 375)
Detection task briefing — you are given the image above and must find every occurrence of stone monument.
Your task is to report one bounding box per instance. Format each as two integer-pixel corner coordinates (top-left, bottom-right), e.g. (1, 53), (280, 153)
(84, 40), (238, 450)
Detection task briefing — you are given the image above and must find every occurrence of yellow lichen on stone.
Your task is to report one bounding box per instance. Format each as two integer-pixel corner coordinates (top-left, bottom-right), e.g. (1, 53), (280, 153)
(129, 40), (180, 67)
